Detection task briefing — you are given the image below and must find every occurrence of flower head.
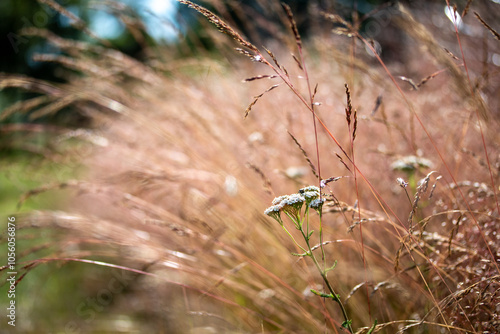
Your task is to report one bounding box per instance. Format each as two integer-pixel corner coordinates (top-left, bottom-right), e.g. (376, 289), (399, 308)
(302, 191), (319, 200)
(391, 155), (433, 172)
(299, 186), (321, 206)
(309, 197), (325, 215)
(281, 193), (305, 221)
(264, 204), (284, 225)
(272, 195), (289, 205)
(299, 185), (320, 194)
(309, 197), (325, 209)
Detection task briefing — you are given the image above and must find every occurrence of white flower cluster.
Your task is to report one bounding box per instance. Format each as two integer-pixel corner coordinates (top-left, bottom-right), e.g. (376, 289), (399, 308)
(282, 193), (305, 206)
(272, 195), (289, 205)
(264, 204), (282, 215)
(309, 198), (326, 209)
(391, 155), (433, 172)
(299, 186), (323, 208)
(264, 203), (284, 225)
(302, 191), (317, 200)
(300, 186), (320, 194)
(264, 186), (324, 223)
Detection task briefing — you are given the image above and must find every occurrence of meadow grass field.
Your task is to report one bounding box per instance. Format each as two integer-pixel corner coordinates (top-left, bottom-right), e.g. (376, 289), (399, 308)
(1, 0), (500, 333)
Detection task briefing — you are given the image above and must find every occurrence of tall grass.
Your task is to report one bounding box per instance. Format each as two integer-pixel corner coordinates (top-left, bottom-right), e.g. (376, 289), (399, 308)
(1, 0), (500, 333)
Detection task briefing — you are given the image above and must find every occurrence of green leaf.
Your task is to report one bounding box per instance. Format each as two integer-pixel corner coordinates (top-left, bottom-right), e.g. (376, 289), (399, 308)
(310, 289), (333, 298)
(310, 289), (340, 301)
(325, 260), (338, 273)
(307, 230), (314, 239)
(291, 252), (307, 257)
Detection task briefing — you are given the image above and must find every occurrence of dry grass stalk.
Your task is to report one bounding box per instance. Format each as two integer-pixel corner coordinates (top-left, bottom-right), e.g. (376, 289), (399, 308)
(352, 107), (358, 142)
(281, 3), (302, 49)
(395, 3), (489, 120)
(397, 75), (419, 90)
(245, 163), (273, 195)
(177, 0), (259, 53)
(287, 130), (318, 178)
(244, 84), (280, 118)
(335, 152), (351, 173)
(462, 0), (474, 17)
(37, 0), (111, 47)
(408, 171), (436, 230)
(243, 75), (278, 82)
(292, 54), (303, 70)
(0, 95), (52, 120)
(474, 12), (500, 41)
(443, 48), (460, 60)
(312, 83), (318, 102)
(344, 84), (357, 142)
(263, 46), (289, 77)
(345, 84), (353, 127)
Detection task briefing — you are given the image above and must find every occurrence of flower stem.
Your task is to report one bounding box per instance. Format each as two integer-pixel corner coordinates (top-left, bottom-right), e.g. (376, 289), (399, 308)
(300, 227), (353, 333)
(281, 224), (307, 253)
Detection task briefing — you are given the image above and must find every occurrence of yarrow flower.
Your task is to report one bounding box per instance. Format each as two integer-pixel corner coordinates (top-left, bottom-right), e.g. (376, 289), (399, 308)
(309, 198), (325, 209)
(264, 204), (284, 225)
(281, 193), (305, 222)
(299, 186), (320, 194)
(272, 195), (289, 205)
(282, 193), (304, 207)
(264, 187), (324, 226)
(391, 155), (433, 172)
(302, 191), (319, 203)
(299, 186), (321, 206)
(309, 197), (325, 216)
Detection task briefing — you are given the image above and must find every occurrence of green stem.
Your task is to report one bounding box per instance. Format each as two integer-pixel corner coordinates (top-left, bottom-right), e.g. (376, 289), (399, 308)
(300, 227), (353, 333)
(281, 224), (307, 253)
(318, 212), (326, 268)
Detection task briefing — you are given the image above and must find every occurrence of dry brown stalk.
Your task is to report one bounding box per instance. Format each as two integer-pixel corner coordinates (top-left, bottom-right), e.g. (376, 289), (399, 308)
(462, 0), (474, 17)
(243, 75), (278, 82)
(244, 84), (280, 118)
(345, 83), (353, 127)
(287, 131), (318, 178)
(443, 48), (460, 60)
(474, 12), (500, 41)
(395, 3), (489, 120)
(263, 46), (289, 77)
(281, 3), (302, 49)
(292, 54), (303, 70)
(177, 0), (259, 53)
(335, 152), (351, 173)
(245, 163), (273, 195)
(37, 0), (111, 47)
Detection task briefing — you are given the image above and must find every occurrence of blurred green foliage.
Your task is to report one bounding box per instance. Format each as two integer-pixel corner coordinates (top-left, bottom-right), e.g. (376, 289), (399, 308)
(0, 0), (91, 78)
